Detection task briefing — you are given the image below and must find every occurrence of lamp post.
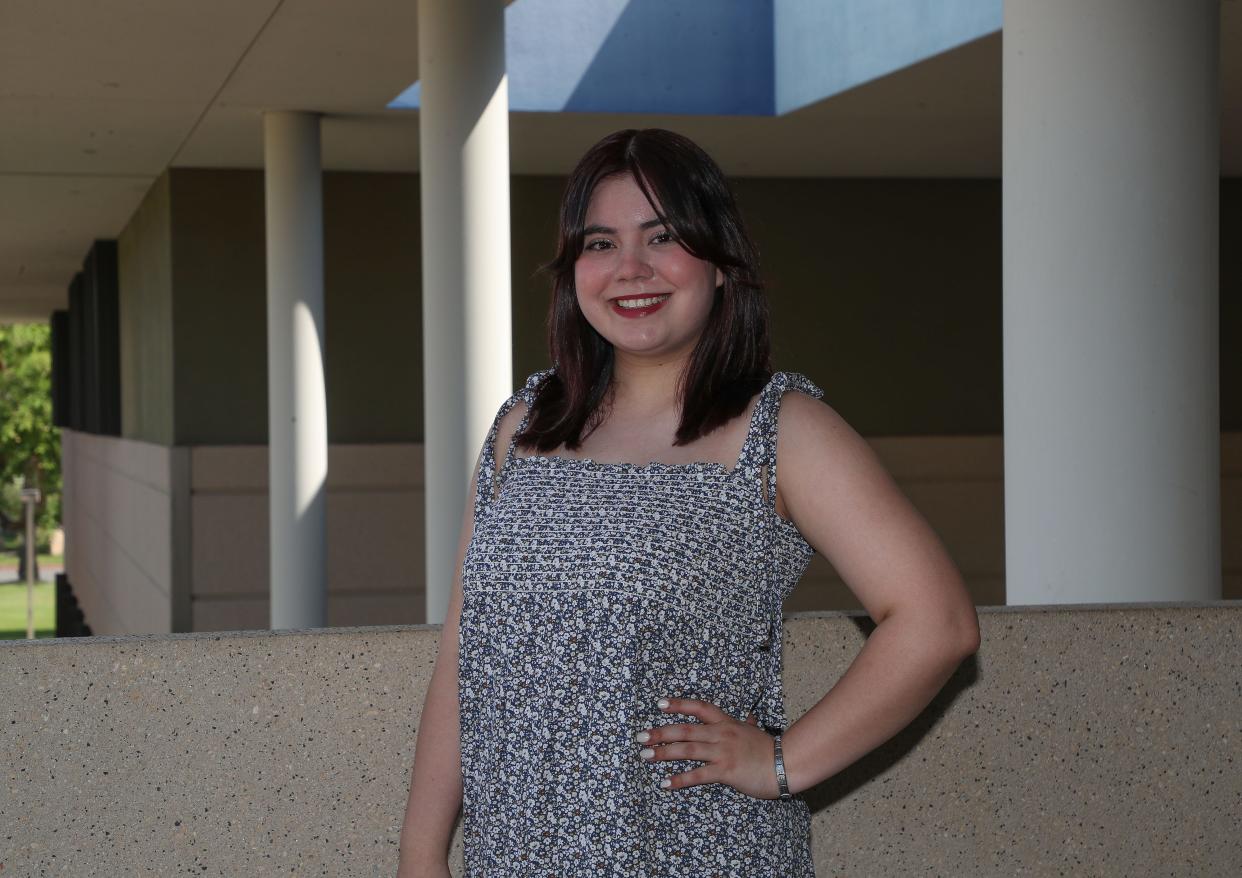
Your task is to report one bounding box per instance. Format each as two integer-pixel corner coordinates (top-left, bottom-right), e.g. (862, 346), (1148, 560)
(20, 486), (40, 639)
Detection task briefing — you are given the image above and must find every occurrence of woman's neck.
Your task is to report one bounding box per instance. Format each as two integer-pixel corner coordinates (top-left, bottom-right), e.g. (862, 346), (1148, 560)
(609, 352), (689, 417)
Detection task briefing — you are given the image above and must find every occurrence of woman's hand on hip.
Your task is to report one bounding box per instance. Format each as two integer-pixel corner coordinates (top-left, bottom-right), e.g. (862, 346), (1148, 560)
(635, 697), (780, 799)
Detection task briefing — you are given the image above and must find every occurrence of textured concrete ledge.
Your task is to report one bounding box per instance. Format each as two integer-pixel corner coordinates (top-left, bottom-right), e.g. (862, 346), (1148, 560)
(2, 602), (1239, 876)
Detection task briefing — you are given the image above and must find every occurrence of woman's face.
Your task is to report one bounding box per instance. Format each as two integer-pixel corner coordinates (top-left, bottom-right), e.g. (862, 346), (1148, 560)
(574, 173), (723, 364)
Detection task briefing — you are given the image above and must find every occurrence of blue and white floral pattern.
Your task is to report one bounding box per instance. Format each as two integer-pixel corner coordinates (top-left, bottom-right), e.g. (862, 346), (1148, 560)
(458, 367), (823, 876)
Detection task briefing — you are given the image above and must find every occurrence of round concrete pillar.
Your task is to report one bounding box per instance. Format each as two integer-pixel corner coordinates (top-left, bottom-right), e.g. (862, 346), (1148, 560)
(263, 110), (328, 629)
(417, 0), (513, 623)
(1003, 0), (1220, 604)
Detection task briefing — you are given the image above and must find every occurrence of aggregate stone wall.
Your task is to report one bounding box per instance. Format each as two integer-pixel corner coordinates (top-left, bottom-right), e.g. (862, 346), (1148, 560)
(1, 603), (1238, 876)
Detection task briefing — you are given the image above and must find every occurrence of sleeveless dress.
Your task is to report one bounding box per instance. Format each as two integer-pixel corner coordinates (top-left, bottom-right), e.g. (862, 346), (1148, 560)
(458, 367), (824, 877)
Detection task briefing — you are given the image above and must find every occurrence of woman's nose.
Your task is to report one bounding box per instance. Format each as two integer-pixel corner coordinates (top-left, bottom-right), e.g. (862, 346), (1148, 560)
(616, 247), (654, 281)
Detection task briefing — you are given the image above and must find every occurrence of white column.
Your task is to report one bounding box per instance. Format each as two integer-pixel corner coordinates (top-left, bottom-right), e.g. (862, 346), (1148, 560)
(417, 0), (513, 623)
(1003, 0), (1220, 605)
(264, 110), (328, 629)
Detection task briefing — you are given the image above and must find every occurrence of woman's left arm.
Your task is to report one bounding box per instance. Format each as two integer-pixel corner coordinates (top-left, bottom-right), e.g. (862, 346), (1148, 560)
(640, 393), (980, 796)
(774, 391), (981, 793)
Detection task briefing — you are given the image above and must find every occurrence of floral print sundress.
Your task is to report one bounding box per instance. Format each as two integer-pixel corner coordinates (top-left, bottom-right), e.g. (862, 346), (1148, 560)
(457, 367), (823, 877)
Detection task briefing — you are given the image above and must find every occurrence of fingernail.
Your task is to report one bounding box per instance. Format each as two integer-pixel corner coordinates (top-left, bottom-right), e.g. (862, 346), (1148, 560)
(657, 697), (669, 709)
(659, 778), (672, 789)
(640, 748), (655, 760)
(634, 730), (650, 743)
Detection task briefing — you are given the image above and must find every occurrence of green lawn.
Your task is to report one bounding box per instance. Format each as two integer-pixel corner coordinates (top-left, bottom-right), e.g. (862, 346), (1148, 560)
(0, 579), (56, 639)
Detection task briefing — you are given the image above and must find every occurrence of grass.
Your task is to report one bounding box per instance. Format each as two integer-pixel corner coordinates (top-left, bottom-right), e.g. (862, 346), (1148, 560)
(0, 579), (56, 639)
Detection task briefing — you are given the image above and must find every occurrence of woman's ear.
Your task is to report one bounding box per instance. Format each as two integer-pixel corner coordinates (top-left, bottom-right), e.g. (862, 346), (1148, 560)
(715, 266), (725, 288)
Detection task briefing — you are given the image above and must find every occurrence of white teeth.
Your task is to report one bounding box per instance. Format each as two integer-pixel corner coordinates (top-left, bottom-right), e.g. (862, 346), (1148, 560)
(615, 294), (670, 309)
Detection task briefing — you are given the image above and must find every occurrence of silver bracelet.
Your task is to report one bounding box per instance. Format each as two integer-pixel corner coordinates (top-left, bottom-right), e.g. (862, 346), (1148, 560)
(773, 733), (793, 800)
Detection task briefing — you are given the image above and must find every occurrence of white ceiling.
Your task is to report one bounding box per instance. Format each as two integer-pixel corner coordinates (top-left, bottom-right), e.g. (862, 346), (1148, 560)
(0, 0), (1237, 321)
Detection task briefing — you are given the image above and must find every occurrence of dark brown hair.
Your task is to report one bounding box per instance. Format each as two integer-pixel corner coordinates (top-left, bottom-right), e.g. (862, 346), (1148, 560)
(516, 128), (772, 453)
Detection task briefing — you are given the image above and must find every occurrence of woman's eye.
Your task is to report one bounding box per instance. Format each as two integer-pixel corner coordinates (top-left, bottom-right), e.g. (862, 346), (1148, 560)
(584, 239), (612, 252)
(651, 231), (673, 244)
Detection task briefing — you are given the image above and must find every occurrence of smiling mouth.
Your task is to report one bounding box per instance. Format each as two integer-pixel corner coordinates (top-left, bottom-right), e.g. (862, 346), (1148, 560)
(612, 293), (671, 310)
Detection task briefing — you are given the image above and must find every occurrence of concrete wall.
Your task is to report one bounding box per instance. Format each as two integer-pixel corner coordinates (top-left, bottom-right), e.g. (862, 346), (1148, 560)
(188, 443), (423, 631)
(734, 177), (1006, 435)
(61, 430), (187, 635)
(117, 173), (175, 445)
(115, 172), (1242, 441)
(167, 169), (269, 445)
(58, 431), (1007, 634)
(185, 434), (1005, 630)
(116, 169), (425, 446)
(520, 175), (1242, 436)
(167, 169), (424, 445)
(116, 171), (1019, 446)
(793, 434), (1006, 610)
(62, 428), (1242, 634)
(2, 603), (1238, 875)
(61, 431), (424, 635)
(449, 175), (1017, 440)
(90, 170), (1240, 634)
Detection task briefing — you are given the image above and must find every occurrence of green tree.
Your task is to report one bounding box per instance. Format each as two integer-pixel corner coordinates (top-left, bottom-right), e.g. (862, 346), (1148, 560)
(0, 324), (60, 563)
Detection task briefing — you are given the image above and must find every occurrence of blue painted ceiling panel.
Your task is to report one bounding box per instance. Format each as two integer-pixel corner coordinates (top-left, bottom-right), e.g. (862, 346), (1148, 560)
(774, 0), (1002, 115)
(389, 0), (999, 117)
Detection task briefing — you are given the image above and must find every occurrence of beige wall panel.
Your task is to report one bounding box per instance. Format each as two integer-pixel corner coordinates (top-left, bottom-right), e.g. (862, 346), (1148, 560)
(789, 568), (1007, 613)
(190, 489), (424, 600)
(63, 427), (1242, 639)
(870, 434), (1006, 479)
(190, 443), (423, 492)
(91, 541), (170, 635)
(325, 444), (423, 490)
(192, 590), (426, 633)
(190, 492), (268, 597)
(326, 491), (423, 595)
(189, 445), (269, 491)
(183, 436), (1004, 612)
(61, 431), (177, 634)
(784, 435), (1007, 608)
(898, 479), (1005, 575)
(188, 443), (426, 628)
(188, 596), (269, 633)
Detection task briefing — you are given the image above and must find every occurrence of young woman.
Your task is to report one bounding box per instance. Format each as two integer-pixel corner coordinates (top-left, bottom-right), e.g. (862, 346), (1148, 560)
(398, 128), (980, 877)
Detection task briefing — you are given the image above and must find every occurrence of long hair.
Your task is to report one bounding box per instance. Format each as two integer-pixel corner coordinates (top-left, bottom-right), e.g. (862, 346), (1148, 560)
(516, 128), (772, 453)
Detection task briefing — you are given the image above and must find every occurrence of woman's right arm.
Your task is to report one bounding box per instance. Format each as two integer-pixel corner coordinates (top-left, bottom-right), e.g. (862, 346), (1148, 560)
(396, 403), (525, 877)
(395, 455), (474, 876)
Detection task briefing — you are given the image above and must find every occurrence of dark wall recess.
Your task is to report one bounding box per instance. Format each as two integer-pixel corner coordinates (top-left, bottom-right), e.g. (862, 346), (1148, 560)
(54, 573), (92, 637)
(52, 240), (121, 435)
(50, 310), (70, 428)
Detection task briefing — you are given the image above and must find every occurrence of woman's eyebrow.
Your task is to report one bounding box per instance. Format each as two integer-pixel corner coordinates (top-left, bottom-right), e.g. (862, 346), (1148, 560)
(582, 217), (667, 236)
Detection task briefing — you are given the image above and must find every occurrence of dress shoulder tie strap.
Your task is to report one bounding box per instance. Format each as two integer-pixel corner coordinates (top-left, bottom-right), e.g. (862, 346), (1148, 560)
(473, 367), (556, 521)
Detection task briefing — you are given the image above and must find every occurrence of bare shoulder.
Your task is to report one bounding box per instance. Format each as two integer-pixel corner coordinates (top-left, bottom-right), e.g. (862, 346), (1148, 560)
(770, 387), (879, 501)
(774, 387), (899, 512)
(774, 388), (974, 631)
(775, 387), (856, 453)
(771, 388), (873, 493)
